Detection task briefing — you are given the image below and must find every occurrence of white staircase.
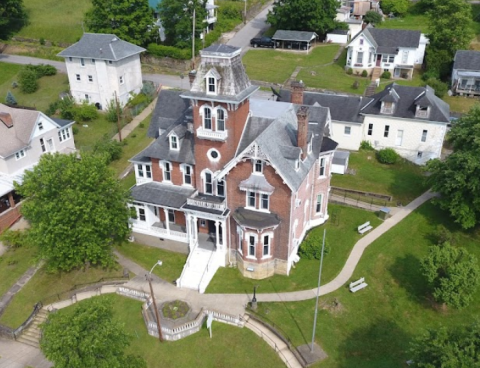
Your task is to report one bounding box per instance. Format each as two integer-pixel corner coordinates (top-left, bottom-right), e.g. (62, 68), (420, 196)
(177, 246), (220, 293)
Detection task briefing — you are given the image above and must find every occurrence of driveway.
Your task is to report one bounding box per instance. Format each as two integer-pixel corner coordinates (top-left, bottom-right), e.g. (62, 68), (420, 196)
(227, 4), (272, 50)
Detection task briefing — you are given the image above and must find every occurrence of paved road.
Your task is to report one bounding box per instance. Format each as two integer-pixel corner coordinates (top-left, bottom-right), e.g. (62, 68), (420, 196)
(227, 4), (272, 50)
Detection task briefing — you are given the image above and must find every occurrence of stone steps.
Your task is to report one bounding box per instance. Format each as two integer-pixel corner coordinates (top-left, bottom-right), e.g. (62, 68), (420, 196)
(16, 308), (49, 348)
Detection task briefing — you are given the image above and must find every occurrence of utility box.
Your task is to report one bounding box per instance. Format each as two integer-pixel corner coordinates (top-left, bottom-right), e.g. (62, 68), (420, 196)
(379, 207), (391, 220)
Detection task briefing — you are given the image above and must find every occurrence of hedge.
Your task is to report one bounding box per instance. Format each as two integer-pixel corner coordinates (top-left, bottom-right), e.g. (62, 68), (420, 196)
(147, 44), (191, 60)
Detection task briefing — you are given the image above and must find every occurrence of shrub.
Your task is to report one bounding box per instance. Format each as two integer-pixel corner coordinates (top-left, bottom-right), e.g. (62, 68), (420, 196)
(104, 100), (119, 123)
(0, 230), (30, 248)
(360, 140), (374, 150)
(298, 231), (330, 260)
(147, 44), (191, 60)
(361, 70), (368, 77)
(128, 93), (149, 107)
(5, 91), (17, 105)
(24, 64), (57, 78)
(58, 97), (76, 120)
(72, 126), (79, 135)
(93, 135), (123, 163)
(352, 80), (360, 89)
(141, 81), (156, 98)
(425, 78), (448, 98)
(364, 10), (383, 24)
(139, 122), (145, 128)
(19, 69), (39, 93)
(39, 37), (45, 45)
(380, 71), (391, 79)
(74, 102), (99, 122)
(346, 68), (353, 75)
(421, 68), (440, 82)
(377, 148), (399, 164)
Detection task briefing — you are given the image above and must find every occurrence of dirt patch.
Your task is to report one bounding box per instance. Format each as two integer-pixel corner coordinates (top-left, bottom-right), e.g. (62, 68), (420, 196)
(319, 298), (345, 315)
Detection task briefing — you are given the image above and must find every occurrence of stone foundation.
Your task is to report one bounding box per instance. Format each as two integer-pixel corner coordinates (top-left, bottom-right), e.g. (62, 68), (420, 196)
(236, 254), (289, 279)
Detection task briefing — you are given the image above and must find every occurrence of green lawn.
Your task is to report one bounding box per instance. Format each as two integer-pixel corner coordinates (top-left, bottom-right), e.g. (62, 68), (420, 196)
(72, 116), (119, 151)
(0, 63), (69, 112)
(443, 95), (479, 114)
(331, 150), (429, 205)
(18, 0), (91, 44)
(116, 242), (187, 284)
(51, 294), (284, 368)
(207, 205), (381, 294)
(0, 246), (38, 297)
(0, 263), (125, 328)
(243, 45), (342, 85)
(252, 202), (480, 368)
(377, 14), (429, 33)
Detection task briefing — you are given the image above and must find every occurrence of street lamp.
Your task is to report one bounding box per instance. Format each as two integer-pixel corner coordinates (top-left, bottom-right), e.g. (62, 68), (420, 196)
(147, 260), (163, 342)
(251, 285), (259, 310)
(244, 0), (247, 25)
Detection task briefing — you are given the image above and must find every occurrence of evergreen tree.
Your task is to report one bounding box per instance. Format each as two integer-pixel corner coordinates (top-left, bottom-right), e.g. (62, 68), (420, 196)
(5, 90), (17, 105)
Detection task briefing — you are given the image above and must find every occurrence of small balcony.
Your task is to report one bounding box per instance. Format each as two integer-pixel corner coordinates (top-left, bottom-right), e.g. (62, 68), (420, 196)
(196, 127), (228, 141)
(186, 193), (226, 212)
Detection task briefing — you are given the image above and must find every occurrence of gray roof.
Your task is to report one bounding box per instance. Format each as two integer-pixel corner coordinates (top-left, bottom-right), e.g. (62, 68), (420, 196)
(277, 90), (371, 124)
(355, 28), (421, 55)
(148, 90), (191, 138)
(239, 174), (275, 194)
(58, 33), (145, 61)
(0, 104), (39, 158)
(131, 182), (195, 209)
(51, 118), (75, 128)
(201, 44), (240, 55)
(333, 150), (350, 165)
(233, 207), (280, 229)
(361, 83), (450, 123)
(272, 30), (318, 42)
(453, 50), (480, 71)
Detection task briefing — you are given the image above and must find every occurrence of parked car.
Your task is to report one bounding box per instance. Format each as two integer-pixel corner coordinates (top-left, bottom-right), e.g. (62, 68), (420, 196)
(250, 37), (275, 48)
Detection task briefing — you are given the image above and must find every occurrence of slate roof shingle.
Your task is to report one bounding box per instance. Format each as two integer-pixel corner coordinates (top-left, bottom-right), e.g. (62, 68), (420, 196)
(131, 182), (195, 209)
(453, 50), (480, 71)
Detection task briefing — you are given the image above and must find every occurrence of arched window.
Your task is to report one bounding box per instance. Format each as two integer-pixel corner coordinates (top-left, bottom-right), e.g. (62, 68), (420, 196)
(217, 109), (225, 131)
(204, 107), (212, 130)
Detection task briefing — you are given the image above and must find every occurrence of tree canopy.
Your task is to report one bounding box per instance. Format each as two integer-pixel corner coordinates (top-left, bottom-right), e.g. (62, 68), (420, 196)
(0, 0), (28, 39)
(41, 297), (146, 368)
(364, 11), (383, 25)
(410, 323), (480, 367)
(421, 242), (479, 308)
(426, 105), (480, 229)
(426, 0), (474, 78)
(85, 0), (157, 47)
(16, 152), (133, 272)
(380, 0), (410, 16)
(267, 0), (339, 35)
(157, 0), (207, 48)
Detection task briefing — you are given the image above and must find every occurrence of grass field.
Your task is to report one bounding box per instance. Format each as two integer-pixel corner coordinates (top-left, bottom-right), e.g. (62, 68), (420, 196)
(331, 150), (429, 205)
(52, 294), (284, 368)
(17, 0), (91, 44)
(115, 242), (187, 284)
(0, 246), (38, 298)
(0, 63), (69, 112)
(377, 14), (429, 33)
(207, 205), (382, 294)
(0, 263), (125, 328)
(252, 202), (480, 368)
(443, 95), (480, 114)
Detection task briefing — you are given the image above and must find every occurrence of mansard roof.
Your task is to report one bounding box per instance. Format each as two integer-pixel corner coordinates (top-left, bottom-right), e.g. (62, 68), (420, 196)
(148, 90), (191, 138)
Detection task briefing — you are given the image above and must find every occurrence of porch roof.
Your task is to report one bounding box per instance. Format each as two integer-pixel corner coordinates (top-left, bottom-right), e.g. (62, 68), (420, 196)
(233, 207), (280, 230)
(131, 182), (195, 209)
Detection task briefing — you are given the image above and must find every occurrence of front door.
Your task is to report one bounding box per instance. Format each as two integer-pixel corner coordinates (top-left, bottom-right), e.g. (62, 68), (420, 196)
(376, 55), (381, 66)
(396, 130), (404, 146)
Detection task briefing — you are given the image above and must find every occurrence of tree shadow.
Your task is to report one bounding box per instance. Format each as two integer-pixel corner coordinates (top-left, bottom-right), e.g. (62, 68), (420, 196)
(336, 318), (412, 368)
(388, 254), (431, 309)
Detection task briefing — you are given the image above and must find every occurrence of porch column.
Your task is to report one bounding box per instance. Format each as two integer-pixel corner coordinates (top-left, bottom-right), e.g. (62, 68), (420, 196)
(221, 220), (226, 249)
(163, 208), (170, 235)
(191, 215), (198, 242)
(7, 192), (14, 208)
(215, 220), (220, 249)
(186, 213), (192, 240)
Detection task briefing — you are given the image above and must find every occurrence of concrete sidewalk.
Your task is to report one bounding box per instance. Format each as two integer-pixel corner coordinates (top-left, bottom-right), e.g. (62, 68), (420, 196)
(0, 337), (51, 368)
(112, 97), (157, 142)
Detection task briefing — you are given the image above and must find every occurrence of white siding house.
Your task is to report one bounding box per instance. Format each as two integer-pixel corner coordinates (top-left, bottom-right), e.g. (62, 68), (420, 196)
(346, 27), (428, 79)
(451, 50), (480, 96)
(58, 33), (145, 110)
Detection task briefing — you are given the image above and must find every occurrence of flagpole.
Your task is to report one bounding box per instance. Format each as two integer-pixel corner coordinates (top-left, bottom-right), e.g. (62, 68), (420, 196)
(311, 228), (326, 352)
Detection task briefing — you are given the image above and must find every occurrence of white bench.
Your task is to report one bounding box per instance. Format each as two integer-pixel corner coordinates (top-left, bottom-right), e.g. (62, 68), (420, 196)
(349, 277), (368, 293)
(358, 221), (373, 234)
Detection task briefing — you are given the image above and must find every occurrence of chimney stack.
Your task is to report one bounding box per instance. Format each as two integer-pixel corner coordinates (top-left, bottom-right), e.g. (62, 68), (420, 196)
(297, 106), (309, 160)
(291, 80), (305, 105)
(188, 70), (197, 87)
(0, 113), (13, 128)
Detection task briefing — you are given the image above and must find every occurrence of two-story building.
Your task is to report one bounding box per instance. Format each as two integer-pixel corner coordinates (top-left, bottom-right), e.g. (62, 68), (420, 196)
(451, 50), (480, 97)
(128, 45), (337, 292)
(346, 27), (428, 79)
(58, 33), (145, 110)
(0, 104), (76, 232)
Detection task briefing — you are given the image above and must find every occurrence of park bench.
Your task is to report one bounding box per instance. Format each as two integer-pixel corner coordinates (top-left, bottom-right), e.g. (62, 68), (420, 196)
(358, 221), (373, 234)
(349, 277), (368, 293)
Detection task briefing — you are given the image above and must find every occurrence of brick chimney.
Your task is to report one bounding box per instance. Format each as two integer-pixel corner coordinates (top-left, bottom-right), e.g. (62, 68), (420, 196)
(291, 80), (305, 105)
(188, 70), (197, 87)
(0, 112), (13, 128)
(297, 106), (309, 160)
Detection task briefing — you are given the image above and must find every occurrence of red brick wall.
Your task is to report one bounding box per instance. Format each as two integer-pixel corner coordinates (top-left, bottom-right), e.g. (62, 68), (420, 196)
(0, 204), (22, 234)
(150, 159), (196, 187)
(175, 211), (186, 226)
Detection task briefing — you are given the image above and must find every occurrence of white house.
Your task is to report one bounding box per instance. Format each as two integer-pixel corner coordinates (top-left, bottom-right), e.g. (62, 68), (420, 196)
(58, 33), (145, 110)
(346, 27), (428, 79)
(451, 50), (480, 96)
(0, 104), (76, 232)
(276, 82), (449, 165)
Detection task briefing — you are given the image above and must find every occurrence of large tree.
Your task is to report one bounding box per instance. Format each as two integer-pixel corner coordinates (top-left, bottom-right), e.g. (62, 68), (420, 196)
(16, 152), (133, 272)
(426, 105), (480, 229)
(41, 298), (146, 368)
(380, 0), (410, 16)
(84, 0), (156, 47)
(157, 0), (207, 48)
(421, 242), (479, 309)
(267, 0), (338, 36)
(426, 0), (474, 78)
(410, 323), (480, 367)
(0, 0), (28, 39)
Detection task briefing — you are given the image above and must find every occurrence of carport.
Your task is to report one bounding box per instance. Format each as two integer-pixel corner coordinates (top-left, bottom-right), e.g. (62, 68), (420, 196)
(272, 30), (318, 52)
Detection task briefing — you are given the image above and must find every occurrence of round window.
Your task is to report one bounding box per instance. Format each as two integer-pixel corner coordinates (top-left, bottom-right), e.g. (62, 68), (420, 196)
(208, 149), (220, 161)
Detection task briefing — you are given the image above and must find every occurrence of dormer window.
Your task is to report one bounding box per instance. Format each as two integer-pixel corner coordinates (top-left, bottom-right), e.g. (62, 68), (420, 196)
(208, 77), (216, 94)
(170, 135), (179, 150)
(204, 107), (212, 130)
(381, 102), (394, 114)
(254, 160), (263, 174)
(416, 105), (430, 119)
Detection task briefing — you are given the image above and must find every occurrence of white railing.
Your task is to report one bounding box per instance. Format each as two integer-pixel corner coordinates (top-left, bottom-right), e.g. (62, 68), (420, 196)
(151, 226), (188, 240)
(117, 287), (148, 301)
(196, 127), (228, 141)
(198, 251), (218, 293)
(186, 197), (226, 211)
(177, 240), (199, 287)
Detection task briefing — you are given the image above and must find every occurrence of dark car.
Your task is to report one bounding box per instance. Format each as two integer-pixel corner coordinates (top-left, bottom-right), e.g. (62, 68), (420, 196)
(250, 37), (275, 48)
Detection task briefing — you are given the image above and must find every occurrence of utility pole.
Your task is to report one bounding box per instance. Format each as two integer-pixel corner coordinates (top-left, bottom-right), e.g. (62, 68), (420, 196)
(147, 260), (164, 342)
(192, 5), (196, 70)
(114, 91), (122, 142)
